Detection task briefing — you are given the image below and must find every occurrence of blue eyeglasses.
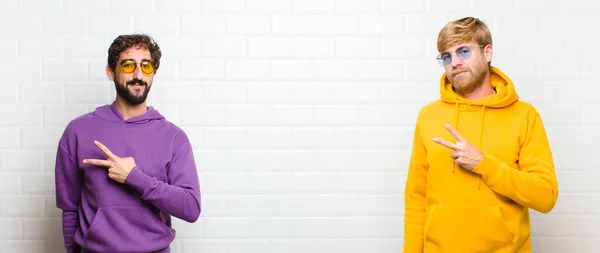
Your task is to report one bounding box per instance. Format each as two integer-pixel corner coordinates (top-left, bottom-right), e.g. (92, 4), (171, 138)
(436, 45), (484, 66)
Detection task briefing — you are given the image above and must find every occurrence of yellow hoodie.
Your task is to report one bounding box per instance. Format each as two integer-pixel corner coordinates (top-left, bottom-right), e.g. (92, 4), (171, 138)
(403, 66), (559, 253)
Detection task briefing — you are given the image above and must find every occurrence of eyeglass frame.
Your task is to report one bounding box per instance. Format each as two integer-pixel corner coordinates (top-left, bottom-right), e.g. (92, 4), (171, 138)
(436, 45), (485, 67)
(118, 59), (156, 75)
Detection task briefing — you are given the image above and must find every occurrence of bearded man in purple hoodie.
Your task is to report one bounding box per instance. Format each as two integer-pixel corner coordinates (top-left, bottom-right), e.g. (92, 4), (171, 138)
(55, 34), (201, 253)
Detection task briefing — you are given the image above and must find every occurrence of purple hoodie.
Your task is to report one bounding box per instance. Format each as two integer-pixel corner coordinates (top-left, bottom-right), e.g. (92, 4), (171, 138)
(55, 102), (201, 253)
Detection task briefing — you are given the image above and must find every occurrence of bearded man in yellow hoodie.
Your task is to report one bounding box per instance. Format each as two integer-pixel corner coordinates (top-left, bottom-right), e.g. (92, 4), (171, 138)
(403, 17), (559, 253)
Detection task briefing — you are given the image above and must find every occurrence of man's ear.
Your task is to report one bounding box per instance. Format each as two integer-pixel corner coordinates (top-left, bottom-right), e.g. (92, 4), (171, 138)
(484, 44), (493, 63)
(106, 65), (115, 81)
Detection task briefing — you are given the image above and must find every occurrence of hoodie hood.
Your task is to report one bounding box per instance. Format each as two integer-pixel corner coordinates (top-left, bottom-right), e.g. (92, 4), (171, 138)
(440, 66), (519, 108)
(93, 101), (165, 124)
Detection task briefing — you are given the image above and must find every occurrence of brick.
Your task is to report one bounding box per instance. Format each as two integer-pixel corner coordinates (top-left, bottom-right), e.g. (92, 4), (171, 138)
(180, 14), (226, 34)
(226, 15), (271, 34)
(226, 105), (271, 126)
(381, 0), (424, 13)
(272, 15), (314, 34)
(154, 0), (201, 12)
(152, 82), (203, 103)
(0, 0), (17, 12)
(0, 58), (41, 81)
(247, 0), (292, 12)
(199, 36), (246, 57)
(0, 173), (20, 194)
(202, 82), (247, 103)
(269, 150), (313, 171)
(314, 106), (358, 126)
(133, 13), (179, 36)
(203, 0), (245, 12)
(19, 82), (64, 103)
(63, 0), (108, 12)
(21, 172), (55, 194)
(292, 37), (335, 57)
(0, 105), (42, 126)
(335, 37), (380, 57)
(88, 13), (132, 35)
(226, 150), (271, 172)
(248, 218), (294, 238)
(64, 36), (111, 58)
(43, 105), (90, 127)
(315, 15), (358, 34)
(201, 218), (249, 238)
(225, 60), (270, 80)
(202, 128), (248, 149)
(246, 127), (293, 149)
(247, 82), (292, 104)
(18, 35), (64, 58)
(0, 218), (21, 239)
(335, 0), (380, 12)
(108, 0), (153, 12)
(1, 150), (43, 172)
(0, 13), (41, 34)
(247, 36), (291, 57)
(314, 60), (360, 80)
(272, 106), (313, 126)
(0, 82), (18, 104)
(359, 14), (405, 34)
(271, 60), (313, 80)
(359, 59), (404, 80)
(42, 13), (87, 35)
(0, 196), (45, 216)
(18, 0), (61, 12)
(2, 240), (65, 253)
(43, 59), (86, 81)
(181, 105), (226, 126)
(381, 36), (426, 58)
(226, 195), (271, 216)
(292, 0), (334, 13)
(22, 218), (62, 240)
(20, 127), (63, 149)
(179, 59), (225, 80)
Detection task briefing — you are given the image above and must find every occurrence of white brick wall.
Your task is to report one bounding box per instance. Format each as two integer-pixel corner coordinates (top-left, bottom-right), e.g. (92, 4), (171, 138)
(0, 0), (596, 252)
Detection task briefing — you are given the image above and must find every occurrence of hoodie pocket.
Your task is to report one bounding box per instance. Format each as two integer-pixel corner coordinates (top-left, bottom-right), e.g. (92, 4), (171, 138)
(85, 206), (174, 252)
(424, 204), (514, 253)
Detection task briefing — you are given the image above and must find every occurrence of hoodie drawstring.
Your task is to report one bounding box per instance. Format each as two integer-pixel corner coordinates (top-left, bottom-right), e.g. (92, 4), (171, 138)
(453, 101), (459, 173)
(478, 106), (486, 190)
(454, 100), (486, 190)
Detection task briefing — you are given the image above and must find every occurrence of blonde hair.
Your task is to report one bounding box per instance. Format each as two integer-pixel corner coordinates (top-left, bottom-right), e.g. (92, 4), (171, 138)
(437, 17), (492, 53)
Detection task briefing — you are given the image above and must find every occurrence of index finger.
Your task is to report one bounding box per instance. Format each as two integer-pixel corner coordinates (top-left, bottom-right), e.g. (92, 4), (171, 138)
(444, 123), (464, 141)
(94, 140), (116, 159)
(433, 137), (459, 150)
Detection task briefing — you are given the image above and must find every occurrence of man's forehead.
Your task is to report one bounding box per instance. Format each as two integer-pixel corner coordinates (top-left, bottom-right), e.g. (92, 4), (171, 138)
(442, 41), (476, 53)
(119, 47), (151, 59)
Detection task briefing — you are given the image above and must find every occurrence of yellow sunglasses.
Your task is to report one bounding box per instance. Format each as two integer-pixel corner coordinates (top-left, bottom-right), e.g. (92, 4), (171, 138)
(120, 59), (155, 75)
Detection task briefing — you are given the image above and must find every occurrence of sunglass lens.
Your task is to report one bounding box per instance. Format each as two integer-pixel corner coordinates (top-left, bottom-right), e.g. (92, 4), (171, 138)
(141, 62), (154, 74)
(121, 61), (135, 73)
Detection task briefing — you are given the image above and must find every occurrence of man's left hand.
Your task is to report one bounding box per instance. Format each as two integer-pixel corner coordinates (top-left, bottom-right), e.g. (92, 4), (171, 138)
(83, 140), (136, 183)
(433, 123), (484, 171)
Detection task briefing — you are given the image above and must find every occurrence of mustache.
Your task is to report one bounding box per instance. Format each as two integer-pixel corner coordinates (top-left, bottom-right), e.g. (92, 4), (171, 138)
(451, 67), (470, 77)
(126, 79), (148, 86)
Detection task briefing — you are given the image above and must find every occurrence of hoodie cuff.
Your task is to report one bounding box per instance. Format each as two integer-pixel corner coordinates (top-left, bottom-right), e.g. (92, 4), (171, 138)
(124, 166), (154, 194)
(472, 153), (501, 183)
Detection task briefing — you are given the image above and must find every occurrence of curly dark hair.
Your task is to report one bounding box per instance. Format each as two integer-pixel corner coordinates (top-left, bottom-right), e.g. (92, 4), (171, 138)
(107, 34), (162, 74)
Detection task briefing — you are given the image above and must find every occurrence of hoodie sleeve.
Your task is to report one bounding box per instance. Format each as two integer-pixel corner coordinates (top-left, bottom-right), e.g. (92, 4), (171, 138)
(124, 131), (201, 222)
(403, 124), (429, 253)
(55, 142), (82, 253)
(473, 110), (558, 213)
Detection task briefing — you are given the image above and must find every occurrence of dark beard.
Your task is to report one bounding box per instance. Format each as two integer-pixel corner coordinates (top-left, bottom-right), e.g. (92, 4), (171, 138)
(114, 78), (151, 106)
